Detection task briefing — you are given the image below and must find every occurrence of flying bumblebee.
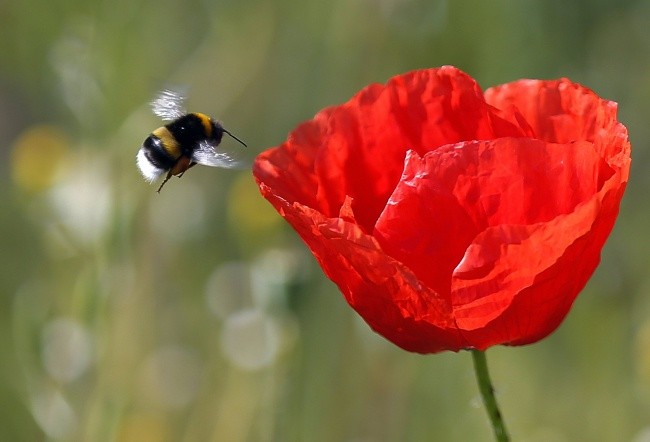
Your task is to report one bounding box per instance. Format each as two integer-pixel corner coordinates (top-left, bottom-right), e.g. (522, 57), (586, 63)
(136, 89), (247, 192)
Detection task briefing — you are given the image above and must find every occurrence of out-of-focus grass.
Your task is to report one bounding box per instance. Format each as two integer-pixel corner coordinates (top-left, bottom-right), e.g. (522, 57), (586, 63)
(1, 0), (649, 440)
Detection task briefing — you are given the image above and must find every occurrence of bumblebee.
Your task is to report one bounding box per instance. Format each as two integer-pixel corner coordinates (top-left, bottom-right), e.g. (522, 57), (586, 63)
(136, 89), (247, 192)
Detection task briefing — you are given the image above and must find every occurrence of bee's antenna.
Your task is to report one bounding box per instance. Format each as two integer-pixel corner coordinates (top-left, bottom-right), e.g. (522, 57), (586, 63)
(223, 129), (247, 147)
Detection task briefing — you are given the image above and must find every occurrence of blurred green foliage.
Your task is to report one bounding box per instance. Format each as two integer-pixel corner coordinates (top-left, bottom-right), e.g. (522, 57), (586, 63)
(1, 0), (649, 440)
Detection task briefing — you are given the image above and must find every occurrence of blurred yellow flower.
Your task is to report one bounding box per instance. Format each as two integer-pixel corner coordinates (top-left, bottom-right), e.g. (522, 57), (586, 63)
(117, 413), (170, 442)
(228, 172), (282, 236)
(11, 125), (70, 193)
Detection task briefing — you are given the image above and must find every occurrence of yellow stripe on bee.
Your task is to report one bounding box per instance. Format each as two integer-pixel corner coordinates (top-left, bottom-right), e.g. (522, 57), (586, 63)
(152, 127), (181, 158)
(193, 113), (213, 138)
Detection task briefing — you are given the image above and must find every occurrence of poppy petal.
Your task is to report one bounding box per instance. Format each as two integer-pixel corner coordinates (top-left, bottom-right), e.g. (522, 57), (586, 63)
(258, 183), (465, 353)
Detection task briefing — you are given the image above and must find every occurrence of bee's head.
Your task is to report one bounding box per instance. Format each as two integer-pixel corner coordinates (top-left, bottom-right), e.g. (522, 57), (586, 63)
(211, 120), (247, 148)
(209, 120), (225, 144)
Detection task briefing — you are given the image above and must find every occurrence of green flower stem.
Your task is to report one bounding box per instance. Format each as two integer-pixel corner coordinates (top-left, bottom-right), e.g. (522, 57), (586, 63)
(471, 350), (510, 442)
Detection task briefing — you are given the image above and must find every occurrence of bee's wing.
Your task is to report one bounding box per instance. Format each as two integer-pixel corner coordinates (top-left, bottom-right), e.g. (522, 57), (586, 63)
(191, 140), (247, 169)
(151, 89), (187, 121)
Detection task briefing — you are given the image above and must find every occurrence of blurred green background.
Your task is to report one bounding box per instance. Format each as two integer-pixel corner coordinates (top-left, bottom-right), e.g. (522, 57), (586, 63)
(1, 0), (648, 440)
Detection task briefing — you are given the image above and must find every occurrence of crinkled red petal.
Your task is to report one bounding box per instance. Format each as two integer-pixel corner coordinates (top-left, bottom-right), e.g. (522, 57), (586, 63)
(253, 67), (631, 353)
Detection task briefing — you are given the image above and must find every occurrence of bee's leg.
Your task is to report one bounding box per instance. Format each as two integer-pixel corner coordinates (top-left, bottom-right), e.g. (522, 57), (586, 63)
(177, 162), (197, 178)
(157, 170), (173, 193)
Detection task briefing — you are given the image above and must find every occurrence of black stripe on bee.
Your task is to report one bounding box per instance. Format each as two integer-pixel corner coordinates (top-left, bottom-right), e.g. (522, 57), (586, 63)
(164, 113), (222, 155)
(142, 134), (178, 170)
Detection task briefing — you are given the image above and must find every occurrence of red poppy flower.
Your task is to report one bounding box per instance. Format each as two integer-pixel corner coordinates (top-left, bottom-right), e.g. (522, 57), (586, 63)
(253, 66), (631, 354)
